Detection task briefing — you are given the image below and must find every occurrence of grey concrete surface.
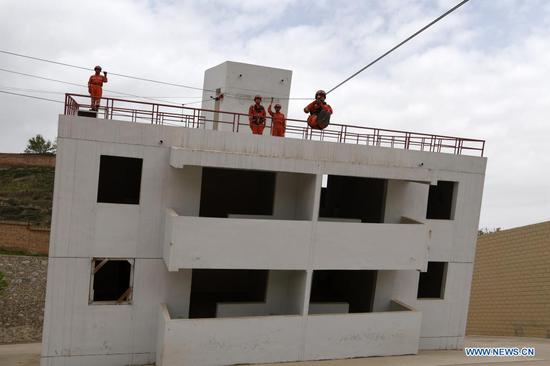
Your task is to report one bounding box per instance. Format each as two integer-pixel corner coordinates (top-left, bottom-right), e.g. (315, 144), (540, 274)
(1, 337), (548, 366)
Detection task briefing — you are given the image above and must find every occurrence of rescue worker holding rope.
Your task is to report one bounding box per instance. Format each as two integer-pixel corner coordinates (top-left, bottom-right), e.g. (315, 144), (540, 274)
(304, 89), (333, 130)
(248, 95), (267, 135)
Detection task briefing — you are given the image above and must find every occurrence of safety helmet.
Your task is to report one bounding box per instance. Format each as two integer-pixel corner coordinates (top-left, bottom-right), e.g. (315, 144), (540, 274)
(254, 95), (262, 101)
(315, 90), (326, 98)
(274, 103), (282, 109)
(94, 65), (102, 71)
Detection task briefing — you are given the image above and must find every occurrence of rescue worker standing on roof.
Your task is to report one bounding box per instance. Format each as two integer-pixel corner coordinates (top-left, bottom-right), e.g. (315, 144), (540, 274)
(248, 95), (267, 135)
(268, 98), (286, 137)
(304, 90), (333, 130)
(88, 66), (108, 111)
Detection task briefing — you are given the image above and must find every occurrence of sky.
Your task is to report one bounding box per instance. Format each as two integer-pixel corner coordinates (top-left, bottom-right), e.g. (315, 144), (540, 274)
(0, 0), (548, 230)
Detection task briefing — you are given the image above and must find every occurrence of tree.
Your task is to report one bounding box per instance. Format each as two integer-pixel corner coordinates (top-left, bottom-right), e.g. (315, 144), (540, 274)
(478, 227), (501, 236)
(24, 134), (56, 154)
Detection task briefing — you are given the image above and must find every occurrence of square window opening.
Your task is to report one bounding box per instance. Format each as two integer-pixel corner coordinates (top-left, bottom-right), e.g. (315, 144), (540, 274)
(97, 155), (143, 204)
(426, 181), (456, 220)
(89, 258), (134, 304)
(417, 261), (447, 299)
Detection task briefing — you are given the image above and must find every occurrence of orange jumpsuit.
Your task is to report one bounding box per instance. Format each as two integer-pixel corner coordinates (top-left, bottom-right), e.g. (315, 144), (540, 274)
(248, 104), (266, 135)
(304, 100), (333, 129)
(268, 105), (286, 137)
(88, 74), (108, 110)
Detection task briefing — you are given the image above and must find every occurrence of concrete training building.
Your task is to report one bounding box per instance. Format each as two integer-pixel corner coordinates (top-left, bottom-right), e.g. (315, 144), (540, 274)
(41, 61), (487, 366)
(467, 221), (550, 338)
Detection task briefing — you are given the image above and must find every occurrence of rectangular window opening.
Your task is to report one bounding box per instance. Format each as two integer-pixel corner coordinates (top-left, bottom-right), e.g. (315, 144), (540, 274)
(319, 175), (386, 223)
(426, 181), (456, 220)
(89, 258), (134, 304)
(199, 167), (275, 218)
(417, 261), (447, 299)
(189, 269), (269, 318)
(309, 270), (377, 314)
(97, 155), (143, 204)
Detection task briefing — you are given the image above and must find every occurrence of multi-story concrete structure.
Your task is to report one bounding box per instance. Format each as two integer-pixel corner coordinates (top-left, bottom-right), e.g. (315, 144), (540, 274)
(41, 62), (486, 366)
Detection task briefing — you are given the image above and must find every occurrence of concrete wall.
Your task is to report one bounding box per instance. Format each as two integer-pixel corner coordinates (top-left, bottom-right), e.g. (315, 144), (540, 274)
(43, 114), (486, 365)
(308, 302), (349, 314)
(165, 214), (429, 271)
(384, 180), (429, 224)
(372, 262), (475, 350)
(165, 165), (202, 217)
(314, 222), (428, 270)
(273, 172), (316, 220)
(467, 221), (550, 338)
(164, 213), (312, 270)
(42, 258), (190, 365)
(201, 61), (292, 133)
(0, 221), (50, 255)
(158, 303), (421, 366)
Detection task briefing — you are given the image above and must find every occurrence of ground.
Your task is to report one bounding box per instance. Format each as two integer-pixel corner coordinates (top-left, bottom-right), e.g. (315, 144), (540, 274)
(1, 336), (549, 366)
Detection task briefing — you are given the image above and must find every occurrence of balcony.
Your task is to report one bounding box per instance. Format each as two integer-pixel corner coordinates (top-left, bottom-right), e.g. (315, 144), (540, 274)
(163, 209), (312, 270)
(157, 300), (421, 366)
(313, 217), (429, 270)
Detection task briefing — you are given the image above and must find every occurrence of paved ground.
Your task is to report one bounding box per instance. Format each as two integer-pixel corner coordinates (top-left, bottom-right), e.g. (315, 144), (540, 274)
(1, 336), (549, 366)
(0, 342), (41, 366)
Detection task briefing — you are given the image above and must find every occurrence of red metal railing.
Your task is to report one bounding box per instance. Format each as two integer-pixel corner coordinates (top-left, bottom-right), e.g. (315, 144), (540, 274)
(64, 93), (485, 156)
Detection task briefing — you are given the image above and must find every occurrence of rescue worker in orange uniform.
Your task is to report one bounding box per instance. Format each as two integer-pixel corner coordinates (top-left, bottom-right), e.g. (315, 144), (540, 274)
(248, 95), (266, 135)
(304, 90), (333, 130)
(88, 65), (108, 111)
(268, 98), (286, 137)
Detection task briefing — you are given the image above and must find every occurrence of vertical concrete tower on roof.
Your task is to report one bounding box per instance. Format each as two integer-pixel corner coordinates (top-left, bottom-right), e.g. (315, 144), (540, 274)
(201, 61), (292, 132)
(41, 61), (486, 366)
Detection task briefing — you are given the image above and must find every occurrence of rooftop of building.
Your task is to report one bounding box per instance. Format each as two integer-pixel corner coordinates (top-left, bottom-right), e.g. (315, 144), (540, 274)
(64, 93), (485, 157)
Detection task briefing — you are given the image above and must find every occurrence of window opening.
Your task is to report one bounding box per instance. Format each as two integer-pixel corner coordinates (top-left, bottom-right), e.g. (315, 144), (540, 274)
(417, 261), (447, 299)
(89, 258), (134, 304)
(426, 181), (456, 220)
(97, 155), (143, 204)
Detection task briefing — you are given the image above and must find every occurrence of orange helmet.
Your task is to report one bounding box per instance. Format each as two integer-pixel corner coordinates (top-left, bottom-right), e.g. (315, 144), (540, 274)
(254, 95), (262, 101)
